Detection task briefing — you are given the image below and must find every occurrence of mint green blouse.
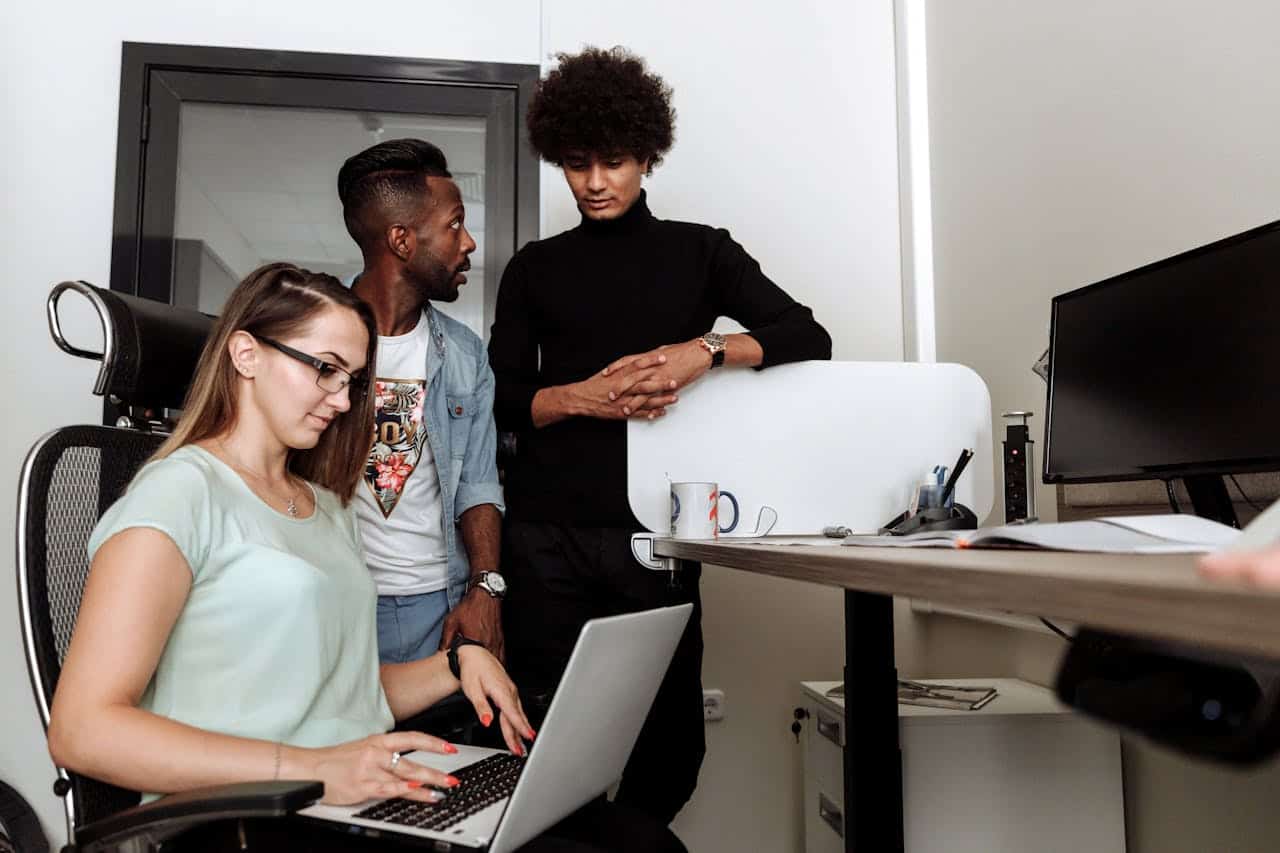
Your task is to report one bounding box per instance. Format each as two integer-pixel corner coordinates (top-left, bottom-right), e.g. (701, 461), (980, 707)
(88, 444), (394, 759)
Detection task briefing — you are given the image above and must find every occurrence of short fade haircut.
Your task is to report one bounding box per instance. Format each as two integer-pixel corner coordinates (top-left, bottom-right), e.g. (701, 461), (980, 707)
(527, 46), (676, 175)
(337, 138), (452, 253)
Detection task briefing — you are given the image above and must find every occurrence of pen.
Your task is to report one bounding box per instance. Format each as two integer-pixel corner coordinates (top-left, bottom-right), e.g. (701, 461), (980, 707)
(938, 448), (973, 507)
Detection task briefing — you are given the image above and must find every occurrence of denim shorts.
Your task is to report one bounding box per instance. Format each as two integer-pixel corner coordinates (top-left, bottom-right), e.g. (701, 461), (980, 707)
(375, 589), (450, 664)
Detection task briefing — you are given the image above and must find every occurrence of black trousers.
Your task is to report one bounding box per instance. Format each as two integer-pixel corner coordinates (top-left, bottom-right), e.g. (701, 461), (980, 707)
(501, 522), (706, 825)
(170, 798), (686, 852)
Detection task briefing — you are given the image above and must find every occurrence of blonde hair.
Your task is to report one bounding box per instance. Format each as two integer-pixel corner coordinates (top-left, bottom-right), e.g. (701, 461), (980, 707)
(153, 262), (377, 503)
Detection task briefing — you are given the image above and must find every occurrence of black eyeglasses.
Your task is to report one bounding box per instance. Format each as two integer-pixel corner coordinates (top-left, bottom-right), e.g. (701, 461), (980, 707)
(254, 335), (368, 396)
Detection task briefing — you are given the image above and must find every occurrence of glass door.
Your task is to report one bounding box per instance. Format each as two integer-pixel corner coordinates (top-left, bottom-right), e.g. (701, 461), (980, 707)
(170, 104), (491, 333)
(110, 43), (538, 342)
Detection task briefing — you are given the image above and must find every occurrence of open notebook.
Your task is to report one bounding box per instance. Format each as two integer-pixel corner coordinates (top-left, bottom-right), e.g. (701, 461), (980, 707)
(842, 514), (1241, 554)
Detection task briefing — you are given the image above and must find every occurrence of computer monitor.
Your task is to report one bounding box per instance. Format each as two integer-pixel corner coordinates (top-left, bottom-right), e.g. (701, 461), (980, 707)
(1043, 218), (1280, 526)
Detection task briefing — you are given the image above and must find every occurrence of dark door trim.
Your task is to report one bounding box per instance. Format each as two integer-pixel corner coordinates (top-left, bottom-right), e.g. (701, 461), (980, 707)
(110, 41), (539, 304)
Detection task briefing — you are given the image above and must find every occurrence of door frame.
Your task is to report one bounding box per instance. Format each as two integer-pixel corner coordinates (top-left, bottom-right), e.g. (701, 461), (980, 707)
(110, 41), (539, 316)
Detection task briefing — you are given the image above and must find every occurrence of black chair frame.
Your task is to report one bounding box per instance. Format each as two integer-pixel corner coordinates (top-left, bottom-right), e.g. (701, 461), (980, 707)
(18, 284), (319, 852)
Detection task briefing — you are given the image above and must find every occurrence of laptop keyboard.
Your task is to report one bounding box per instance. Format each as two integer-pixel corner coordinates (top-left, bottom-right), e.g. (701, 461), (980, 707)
(353, 753), (527, 833)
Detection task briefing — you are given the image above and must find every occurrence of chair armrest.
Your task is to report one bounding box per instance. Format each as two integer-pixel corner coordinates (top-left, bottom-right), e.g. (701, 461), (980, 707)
(73, 780), (322, 853)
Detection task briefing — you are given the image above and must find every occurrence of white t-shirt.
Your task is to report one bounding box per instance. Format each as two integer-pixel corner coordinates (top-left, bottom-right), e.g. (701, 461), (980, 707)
(354, 311), (448, 595)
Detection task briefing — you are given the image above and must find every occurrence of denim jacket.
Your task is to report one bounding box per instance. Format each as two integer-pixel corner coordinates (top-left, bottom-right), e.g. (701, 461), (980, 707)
(397, 304), (505, 608)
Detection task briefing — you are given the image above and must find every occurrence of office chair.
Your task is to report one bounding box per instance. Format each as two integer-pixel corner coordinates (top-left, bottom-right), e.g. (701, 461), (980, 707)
(17, 282), (320, 852)
(0, 776), (48, 853)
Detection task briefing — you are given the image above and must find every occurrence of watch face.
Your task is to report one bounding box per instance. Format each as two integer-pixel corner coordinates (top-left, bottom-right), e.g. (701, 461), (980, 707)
(484, 572), (507, 595)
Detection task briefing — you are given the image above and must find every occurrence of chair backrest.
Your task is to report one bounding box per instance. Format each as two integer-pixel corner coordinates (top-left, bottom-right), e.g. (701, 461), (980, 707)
(18, 282), (211, 837)
(17, 426), (165, 830)
(47, 281), (214, 420)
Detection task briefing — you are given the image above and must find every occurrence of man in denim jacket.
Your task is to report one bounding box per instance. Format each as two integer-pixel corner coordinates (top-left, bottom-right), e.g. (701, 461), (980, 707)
(338, 139), (506, 664)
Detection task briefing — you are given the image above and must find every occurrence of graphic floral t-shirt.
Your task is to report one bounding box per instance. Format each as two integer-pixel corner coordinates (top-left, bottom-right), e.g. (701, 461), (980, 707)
(353, 313), (448, 595)
(367, 379), (427, 518)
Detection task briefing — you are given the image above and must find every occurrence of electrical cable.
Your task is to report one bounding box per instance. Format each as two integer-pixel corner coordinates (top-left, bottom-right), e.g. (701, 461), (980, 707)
(1228, 474), (1266, 513)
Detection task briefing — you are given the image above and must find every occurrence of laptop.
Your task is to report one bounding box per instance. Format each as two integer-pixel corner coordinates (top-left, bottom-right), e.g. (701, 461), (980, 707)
(298, 603), (693, 852)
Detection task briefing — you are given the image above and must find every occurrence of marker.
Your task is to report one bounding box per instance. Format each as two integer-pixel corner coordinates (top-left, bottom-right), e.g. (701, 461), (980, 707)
(939, 448), (974, 507)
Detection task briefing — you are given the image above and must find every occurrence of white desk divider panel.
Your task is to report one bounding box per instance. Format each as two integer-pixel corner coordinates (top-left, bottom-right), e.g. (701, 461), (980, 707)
(627, 361), (993, 536)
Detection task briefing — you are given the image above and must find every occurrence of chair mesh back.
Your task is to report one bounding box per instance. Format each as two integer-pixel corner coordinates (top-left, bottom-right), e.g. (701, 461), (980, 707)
(19, 425), (165, 828)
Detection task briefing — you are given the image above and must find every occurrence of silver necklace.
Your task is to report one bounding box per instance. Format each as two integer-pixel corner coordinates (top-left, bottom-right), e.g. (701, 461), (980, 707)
(217, 441), (300, 517)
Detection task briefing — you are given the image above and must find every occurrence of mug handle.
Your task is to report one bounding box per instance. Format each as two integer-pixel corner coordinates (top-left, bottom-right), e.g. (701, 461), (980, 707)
(718, 490), (740, 534)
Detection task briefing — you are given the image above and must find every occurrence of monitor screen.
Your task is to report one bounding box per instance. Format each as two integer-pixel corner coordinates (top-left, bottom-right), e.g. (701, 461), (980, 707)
(1044, 219), (1280, 484)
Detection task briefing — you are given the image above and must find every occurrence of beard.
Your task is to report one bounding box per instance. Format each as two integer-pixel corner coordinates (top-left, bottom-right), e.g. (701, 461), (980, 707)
(408, 248), (468, 303)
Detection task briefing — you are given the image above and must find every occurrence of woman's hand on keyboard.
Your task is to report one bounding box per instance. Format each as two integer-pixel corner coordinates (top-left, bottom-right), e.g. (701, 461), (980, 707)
(456, 645), (536, 756)
(293, 731), (461, 805)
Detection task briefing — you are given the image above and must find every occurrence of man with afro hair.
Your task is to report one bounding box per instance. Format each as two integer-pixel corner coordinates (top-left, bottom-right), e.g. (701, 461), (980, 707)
(489, 46), (832, 825)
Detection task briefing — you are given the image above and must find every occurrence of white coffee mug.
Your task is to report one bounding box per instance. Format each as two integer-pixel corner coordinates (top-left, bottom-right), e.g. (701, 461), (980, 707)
(670, 481), (739, 539)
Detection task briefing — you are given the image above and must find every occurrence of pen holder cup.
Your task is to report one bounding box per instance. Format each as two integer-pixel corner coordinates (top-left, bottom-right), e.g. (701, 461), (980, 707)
(880, 503), (978, 536)
(916, 483), (947, 510)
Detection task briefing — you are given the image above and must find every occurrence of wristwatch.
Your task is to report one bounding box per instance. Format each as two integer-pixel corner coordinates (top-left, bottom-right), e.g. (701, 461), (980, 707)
(467, 571), (507, 599)
(697, 332), (727, 369)
(448, 633), (486, 680)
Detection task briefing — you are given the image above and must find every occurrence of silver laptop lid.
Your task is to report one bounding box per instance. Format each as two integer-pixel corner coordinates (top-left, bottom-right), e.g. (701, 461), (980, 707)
(489, 603), (693, 853)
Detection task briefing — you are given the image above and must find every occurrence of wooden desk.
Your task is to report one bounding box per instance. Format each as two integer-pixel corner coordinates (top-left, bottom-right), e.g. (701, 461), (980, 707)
(654, 538), (1280, 851)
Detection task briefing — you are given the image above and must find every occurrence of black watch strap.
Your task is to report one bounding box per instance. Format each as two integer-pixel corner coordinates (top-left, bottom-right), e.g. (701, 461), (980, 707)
(447, 634), (485, 680)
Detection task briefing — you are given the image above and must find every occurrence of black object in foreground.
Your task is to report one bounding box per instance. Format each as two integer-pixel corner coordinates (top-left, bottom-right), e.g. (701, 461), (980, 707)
(1055, 629), (1280, 764)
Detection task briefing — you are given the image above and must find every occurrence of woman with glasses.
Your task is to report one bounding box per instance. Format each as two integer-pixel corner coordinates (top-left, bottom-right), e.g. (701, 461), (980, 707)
(46, 263), (680, 851)
(46, 260), (526, 808)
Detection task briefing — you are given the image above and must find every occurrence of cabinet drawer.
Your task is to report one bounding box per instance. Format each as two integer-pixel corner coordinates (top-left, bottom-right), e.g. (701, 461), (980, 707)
(806, 706), (844, 809)
(804, 791), (845, 853)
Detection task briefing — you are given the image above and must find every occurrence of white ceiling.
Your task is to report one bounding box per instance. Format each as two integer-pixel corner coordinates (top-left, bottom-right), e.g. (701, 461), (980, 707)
(175, 103), (486, 279)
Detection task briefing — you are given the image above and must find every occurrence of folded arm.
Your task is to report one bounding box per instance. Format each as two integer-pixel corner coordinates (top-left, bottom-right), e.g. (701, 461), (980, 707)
(598, 231), (832, 409)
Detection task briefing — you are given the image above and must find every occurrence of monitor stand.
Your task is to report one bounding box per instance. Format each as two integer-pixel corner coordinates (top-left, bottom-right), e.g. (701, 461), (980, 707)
(1183, 474), (1240, 529)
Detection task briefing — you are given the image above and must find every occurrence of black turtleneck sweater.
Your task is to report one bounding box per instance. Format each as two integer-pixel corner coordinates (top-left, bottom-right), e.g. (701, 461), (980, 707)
(488, 191), (833, 526)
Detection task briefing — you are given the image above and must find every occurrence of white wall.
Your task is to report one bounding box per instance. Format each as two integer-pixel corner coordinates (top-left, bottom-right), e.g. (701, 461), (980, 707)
(0, 2), (539, 846)
(3, 2), (905, 850)
(921, 1), (1280, 850)
(925, 0), (1280, 526)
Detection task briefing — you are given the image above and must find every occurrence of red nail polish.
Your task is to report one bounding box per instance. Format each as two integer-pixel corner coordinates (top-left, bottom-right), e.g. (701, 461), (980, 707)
(526, 729), (537, 739)
(446, 776), (460, 787)
(481, 714), (493, 727)
(407, 781), (423, 789)
(444, 743), (458, 754)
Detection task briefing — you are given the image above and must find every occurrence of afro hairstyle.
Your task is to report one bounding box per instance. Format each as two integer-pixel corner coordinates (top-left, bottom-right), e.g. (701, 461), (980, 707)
(527, 46), (676, 174)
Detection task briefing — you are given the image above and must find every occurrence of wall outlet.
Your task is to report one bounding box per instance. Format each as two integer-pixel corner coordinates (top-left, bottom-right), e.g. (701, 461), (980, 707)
(703, 688), (725, 722)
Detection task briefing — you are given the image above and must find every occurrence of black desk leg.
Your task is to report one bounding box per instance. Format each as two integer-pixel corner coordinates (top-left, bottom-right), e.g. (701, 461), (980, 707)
(843, 590), (904, 851)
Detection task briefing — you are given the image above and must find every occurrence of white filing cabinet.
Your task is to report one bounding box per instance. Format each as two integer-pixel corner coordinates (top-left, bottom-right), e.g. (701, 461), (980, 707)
(799, 679), (1126, 853)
